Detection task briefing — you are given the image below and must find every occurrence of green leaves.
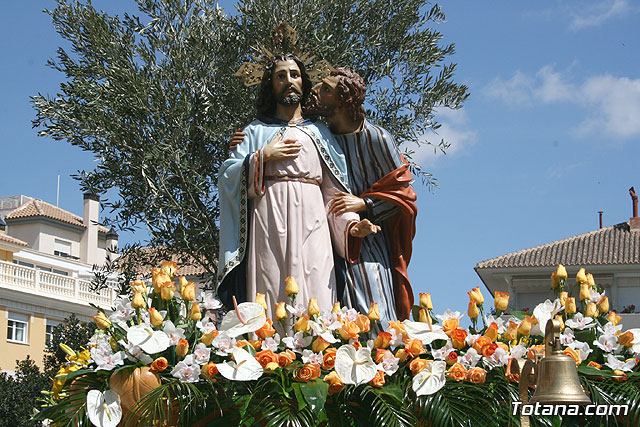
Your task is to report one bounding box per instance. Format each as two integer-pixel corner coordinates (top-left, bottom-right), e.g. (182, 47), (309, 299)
(293, 380), (329, 417)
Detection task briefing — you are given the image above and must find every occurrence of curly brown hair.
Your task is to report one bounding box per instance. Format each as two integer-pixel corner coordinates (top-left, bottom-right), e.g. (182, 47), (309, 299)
(332, 68), (366, 122)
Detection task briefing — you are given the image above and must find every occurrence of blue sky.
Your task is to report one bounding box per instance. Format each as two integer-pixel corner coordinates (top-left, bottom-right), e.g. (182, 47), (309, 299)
(1, 1), (639, 317)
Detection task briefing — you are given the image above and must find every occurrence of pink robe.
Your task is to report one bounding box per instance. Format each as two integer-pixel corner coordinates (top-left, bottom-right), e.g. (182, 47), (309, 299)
(246, 126), (358, 318)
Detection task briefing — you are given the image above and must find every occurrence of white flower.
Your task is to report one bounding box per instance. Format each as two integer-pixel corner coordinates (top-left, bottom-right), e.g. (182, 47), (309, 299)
(589, 290), (603, 304)
(412, 361), (446, 396)
(485, 315), (507, 334)
(92, 350), (125, 371)
(171, 355), (202, 383)
(308, 320), (339, 343)
(435, 309), (464, 322)
(431, 342), (454, 361)
(282, 332), (313, 353)
(217, 347), (263, 381)
(202, 291), (223, 310)
(388, 328), (404, 347)
(339, 307), (359, 323)
(600, 322), (623, 337)
(286, 304), (306, 317)
(624, 328), (640, 355)
(318, 311), (342, 330)
(560, 328), (575, 345)
(163, 321), (186, 346)
(460, 348), (482, 368)
(118, 340), (153, 365)
(567, 341), (593, 361)
(219, 302), (266, 338)
(532, 299), (563, 336)
(465, 334), (481, 347)
(127, 324), (170, 355)
(565, 313), (594, 331)
(509, 344), (528, 360)
(302, 349), (323, 365)
(605, 354), (637, 372)
(378, 351), (400, 376)
(212, 332), (236, 356)
(193, 343), (211, 365)
(335, 344), (378, 385)
(483, 347), (509, 369)
(196, 317), (217, 334)
(402, 320), (448, 345)
(593, 335), (621, 353)
(86, 390), (122, 427)
(108, 297), (134, 323)
(262, 334), (280, 352)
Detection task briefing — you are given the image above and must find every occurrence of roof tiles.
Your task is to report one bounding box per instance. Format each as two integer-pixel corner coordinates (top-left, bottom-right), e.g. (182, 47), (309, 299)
(5, 199), (109, 233)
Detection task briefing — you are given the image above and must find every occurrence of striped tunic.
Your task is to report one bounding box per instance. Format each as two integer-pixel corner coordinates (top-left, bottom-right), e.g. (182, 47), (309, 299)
(336, 120), (404, 327)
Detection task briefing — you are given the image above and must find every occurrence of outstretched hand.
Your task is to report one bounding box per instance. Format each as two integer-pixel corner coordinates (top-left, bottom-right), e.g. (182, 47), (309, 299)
(329, 192), (366, 215)
(349, 219), (381, 238)
(263, 134), (301, 162)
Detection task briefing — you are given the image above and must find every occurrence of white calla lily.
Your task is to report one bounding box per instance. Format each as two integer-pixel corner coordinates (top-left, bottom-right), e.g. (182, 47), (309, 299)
(532, 299), (563, 336)
(217, 347), (264, 381)
(219, 302), (266, 338)
(126, 324), (170, 355)
(402, 320), (448, 345)
(334, 344), (378, 385)
(412, 361), (446, 396)
(86, 389), (122, 427)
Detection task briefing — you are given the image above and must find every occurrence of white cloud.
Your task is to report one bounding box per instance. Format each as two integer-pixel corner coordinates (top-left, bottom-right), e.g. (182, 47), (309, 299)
(569, 0), (630, 31)
(410, 108), (477, 166)
(484, 65), (640, 139)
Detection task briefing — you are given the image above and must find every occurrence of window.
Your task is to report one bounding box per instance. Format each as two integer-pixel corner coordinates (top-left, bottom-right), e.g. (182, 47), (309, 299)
(54, 239), (72, 257)
(46, 319), (62, 345)
(7, 312), (29, 344)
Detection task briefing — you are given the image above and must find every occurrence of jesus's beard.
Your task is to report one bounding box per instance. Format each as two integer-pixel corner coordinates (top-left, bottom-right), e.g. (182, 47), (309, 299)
(305, 91), (334, 117)
(275, 86), (303, 106)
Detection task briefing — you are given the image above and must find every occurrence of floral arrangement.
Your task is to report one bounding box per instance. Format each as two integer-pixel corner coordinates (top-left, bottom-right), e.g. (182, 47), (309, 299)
(36, 262), (640, 427)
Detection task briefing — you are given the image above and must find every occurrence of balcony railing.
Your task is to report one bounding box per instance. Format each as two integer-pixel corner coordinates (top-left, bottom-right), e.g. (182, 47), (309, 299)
(0, 260), (114, 309)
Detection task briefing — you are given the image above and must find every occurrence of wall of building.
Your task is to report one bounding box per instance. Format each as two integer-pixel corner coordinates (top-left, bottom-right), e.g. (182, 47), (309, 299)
(6, 223), (41, 250)
(0, 249), (12, 262)
(36, 223), (83, 259)
(0, 306), (48, 371)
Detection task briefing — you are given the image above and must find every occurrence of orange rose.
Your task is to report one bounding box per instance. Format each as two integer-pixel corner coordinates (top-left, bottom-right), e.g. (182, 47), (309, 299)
(374, 331), (392, 349)
(618, 331), (634, 348)
(450, 328), (468, 350)
(466, 367), (487, 384)
(404, 339), (426, 358)
(587, 361), (602, 370)
(355, 314), (370, 333)
(352, 341), (362, 350)
(503, 321), (518, 342)
(255, 350), (279, 368)
(613, 370), (628, 382)
(200, 330), (219, 346)
(278, 350), (296, 367)
(563, 347), (581, 366)
(202, 362), (218, 380)
(484, 322), (499, 342)
(324, 371), (345, 394)
(150, 357), (168, 372)
(312, 336), (331, 353)
(175, 339), (189, 357)
(446, 362), (467, 381)
(442, 318), (460, 336)
(322, 348), (337, 370)
(409, 358), (428, 375)
(248, 340), (262, 351)
(482, 343), (498, 358)
(472, 336), (491, 354)
(375, 349), (390, 364)
(369, 370), (385, 388)
(256, 318), (276, 339)
(294, 363), (321, 382)
(388, 321), (407, 339)
(339, 321), (360, 341)
(445, 351), (458, 366)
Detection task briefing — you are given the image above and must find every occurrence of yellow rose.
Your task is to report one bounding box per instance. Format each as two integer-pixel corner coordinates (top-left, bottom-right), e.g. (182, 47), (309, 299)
(419, 293), (433, 310)
(175, 339), (189, 357)
(130, 279), (147, 293)
(550, 271), (559, 288)
(148, 307), (164, 327)
(576, 267), (587, 284)
(275, 302), (287, 321)
(607, 311), (622, 326)
(307, 298), (320, 316)
(494, 291), (510, 311)
(200, 330), (219, 346)
(374, 332), (392, 349)
(503, 321), (518, 341)
(92, 312), (111, 330)
(598, 296), (609, 313)
(556, 264), (568, 280)
(355, 314), (370, 333)
(618, 331), (635, 348)
(585, 302), (598, 318)
(579, 283), (591, 301)
(189, 302), (202, 321)
(467, 300), (479, 320)
(332, 301), (342, 314)
(565, 297), (577, 314)
(294, 314), (310, 332)
(395, 348), (408, 363)
(181, 281), (196, 301)
(151, 268), (166, 293)
(467, 287), (484, 305)
(484, 322), (499, 342)
(586, 273), (595, 286)
(285, 276), (299, 296)
(161, 260), (178, 278)
(179, 276), (189, 293)
(613, 370), (628, 383)
(131, 291), (145, 308)
(517, 316), (533, 336)
(367, 302), (381, 321)
(160, 283), (175, 300)
(339, 321), (360, 340)
(418, 308), (429, 323)
(559, 291), (568, 306)
(264, 362), (279, 371)
(254, 292), (267, 310)
(442, 318), (460, 336)
(554, 315), (565, 332)
(312, 336), (331, 353)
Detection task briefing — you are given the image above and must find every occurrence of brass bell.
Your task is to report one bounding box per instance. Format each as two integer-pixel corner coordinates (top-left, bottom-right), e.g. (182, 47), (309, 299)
(528, 318), (591, 405)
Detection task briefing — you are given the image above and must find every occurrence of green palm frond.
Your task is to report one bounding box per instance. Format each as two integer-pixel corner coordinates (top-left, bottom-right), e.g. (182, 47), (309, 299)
(332, 384), (416, 427)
